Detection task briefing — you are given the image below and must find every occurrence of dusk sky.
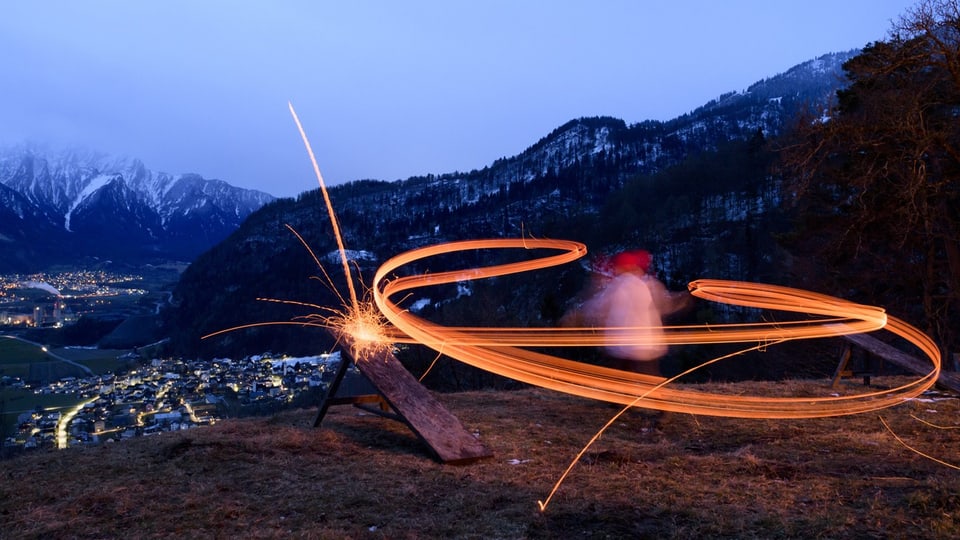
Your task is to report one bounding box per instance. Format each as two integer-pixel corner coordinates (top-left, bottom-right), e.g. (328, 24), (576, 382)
(1, 1), (916, 198)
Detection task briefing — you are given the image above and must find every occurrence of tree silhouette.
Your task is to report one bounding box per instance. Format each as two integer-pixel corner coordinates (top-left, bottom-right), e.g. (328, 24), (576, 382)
(781, 0), (960, 363)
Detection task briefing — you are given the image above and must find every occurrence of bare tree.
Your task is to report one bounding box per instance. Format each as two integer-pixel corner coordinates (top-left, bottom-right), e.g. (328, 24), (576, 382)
(780, 0), (960, 364)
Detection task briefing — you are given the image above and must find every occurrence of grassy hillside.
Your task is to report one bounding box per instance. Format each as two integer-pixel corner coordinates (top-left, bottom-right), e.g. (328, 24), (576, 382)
(0, 339), (52, 379)
(1, 378), (958, 539)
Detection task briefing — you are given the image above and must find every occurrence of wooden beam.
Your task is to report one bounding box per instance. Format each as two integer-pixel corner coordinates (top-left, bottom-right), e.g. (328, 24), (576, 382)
(313, 348), (352, 427)
(832, 343), (852, 388)
(842, 332), (960, 394)
(324, 336), (493, 465)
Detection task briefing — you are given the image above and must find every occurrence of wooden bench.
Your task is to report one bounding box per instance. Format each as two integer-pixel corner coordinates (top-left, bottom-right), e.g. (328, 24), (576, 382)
(832, 331), (960, 394)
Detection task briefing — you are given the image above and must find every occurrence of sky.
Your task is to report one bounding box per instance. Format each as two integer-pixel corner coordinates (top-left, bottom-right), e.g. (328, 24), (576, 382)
(0, 1), (918, 199)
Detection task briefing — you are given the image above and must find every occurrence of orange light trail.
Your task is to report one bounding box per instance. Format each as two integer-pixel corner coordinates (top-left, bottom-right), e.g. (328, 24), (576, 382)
(372, 238), (941, 419)
(288, 102), (359, 314)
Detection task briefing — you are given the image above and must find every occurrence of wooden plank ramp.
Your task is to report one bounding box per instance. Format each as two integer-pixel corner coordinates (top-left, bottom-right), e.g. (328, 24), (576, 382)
(316, 335), (493, 465)
(841, 332), (960, 394)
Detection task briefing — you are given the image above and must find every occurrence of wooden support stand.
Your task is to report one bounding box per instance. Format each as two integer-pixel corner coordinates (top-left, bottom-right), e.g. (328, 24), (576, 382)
(314, 336), (493, 465)
(832, 331), (960, 394)
(831, 342), (877, 387)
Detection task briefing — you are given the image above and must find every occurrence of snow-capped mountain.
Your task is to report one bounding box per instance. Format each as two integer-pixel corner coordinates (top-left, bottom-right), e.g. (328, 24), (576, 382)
(0, 145), (275, 270)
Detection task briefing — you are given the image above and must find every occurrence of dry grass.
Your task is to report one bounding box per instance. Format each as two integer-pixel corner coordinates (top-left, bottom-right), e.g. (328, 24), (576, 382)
(2, 377), (959, 539)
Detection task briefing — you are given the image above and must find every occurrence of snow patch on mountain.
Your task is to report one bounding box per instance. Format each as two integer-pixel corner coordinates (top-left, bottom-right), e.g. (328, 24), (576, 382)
(324, 249), (377, 265)
(64, 173), (118, 231)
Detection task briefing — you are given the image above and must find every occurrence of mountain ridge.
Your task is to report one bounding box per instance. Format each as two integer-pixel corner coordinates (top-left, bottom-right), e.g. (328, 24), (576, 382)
(0, 144), (275, 271)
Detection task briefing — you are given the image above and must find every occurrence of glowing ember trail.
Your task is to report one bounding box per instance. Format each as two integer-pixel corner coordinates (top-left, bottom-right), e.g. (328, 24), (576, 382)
(372, 239), (940, 419)
(205, 105), (393, 359)
(288, 102), (360, 314)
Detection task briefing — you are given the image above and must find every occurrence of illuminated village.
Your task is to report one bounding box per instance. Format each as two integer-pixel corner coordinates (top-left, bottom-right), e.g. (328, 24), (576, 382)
(1, 270), (350, 454)
(0, 270), (145, 327)
(2, 351), (342, 452)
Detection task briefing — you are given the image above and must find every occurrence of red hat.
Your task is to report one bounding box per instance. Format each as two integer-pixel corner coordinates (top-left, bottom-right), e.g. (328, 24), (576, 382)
(611, 249), (652, 273)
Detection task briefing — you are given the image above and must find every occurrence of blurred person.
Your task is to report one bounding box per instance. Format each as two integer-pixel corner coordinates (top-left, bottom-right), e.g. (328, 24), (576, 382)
(570, 249), (690, 376)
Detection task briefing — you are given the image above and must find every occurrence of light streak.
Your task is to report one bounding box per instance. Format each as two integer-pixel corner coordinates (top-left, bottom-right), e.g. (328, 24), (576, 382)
(369, 239), (940, 512)
(373, 238), (940, 419)
(880, 416), (959, 471)
(911, 414), (960, 430)
(56, 397), (97, 449)
(288, 102), (359, 314)
(537, 339), (779, 511)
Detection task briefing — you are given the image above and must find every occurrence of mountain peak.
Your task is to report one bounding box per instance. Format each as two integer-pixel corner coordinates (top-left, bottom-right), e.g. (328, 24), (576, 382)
(0, 145), (276, 271)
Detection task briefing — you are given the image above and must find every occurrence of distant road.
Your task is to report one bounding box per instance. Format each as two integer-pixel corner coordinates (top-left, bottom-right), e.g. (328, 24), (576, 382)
(0, 335), (94, 377)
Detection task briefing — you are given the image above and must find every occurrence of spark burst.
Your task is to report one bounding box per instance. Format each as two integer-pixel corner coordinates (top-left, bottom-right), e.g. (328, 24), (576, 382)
(204, 105), (396, 359)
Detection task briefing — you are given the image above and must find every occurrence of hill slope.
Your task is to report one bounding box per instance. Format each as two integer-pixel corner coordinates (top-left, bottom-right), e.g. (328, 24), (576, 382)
(2, 379), (957, 538)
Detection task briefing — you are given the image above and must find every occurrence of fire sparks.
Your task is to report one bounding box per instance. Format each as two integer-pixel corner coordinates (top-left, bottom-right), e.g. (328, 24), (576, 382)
(321, 296), (395, 359)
